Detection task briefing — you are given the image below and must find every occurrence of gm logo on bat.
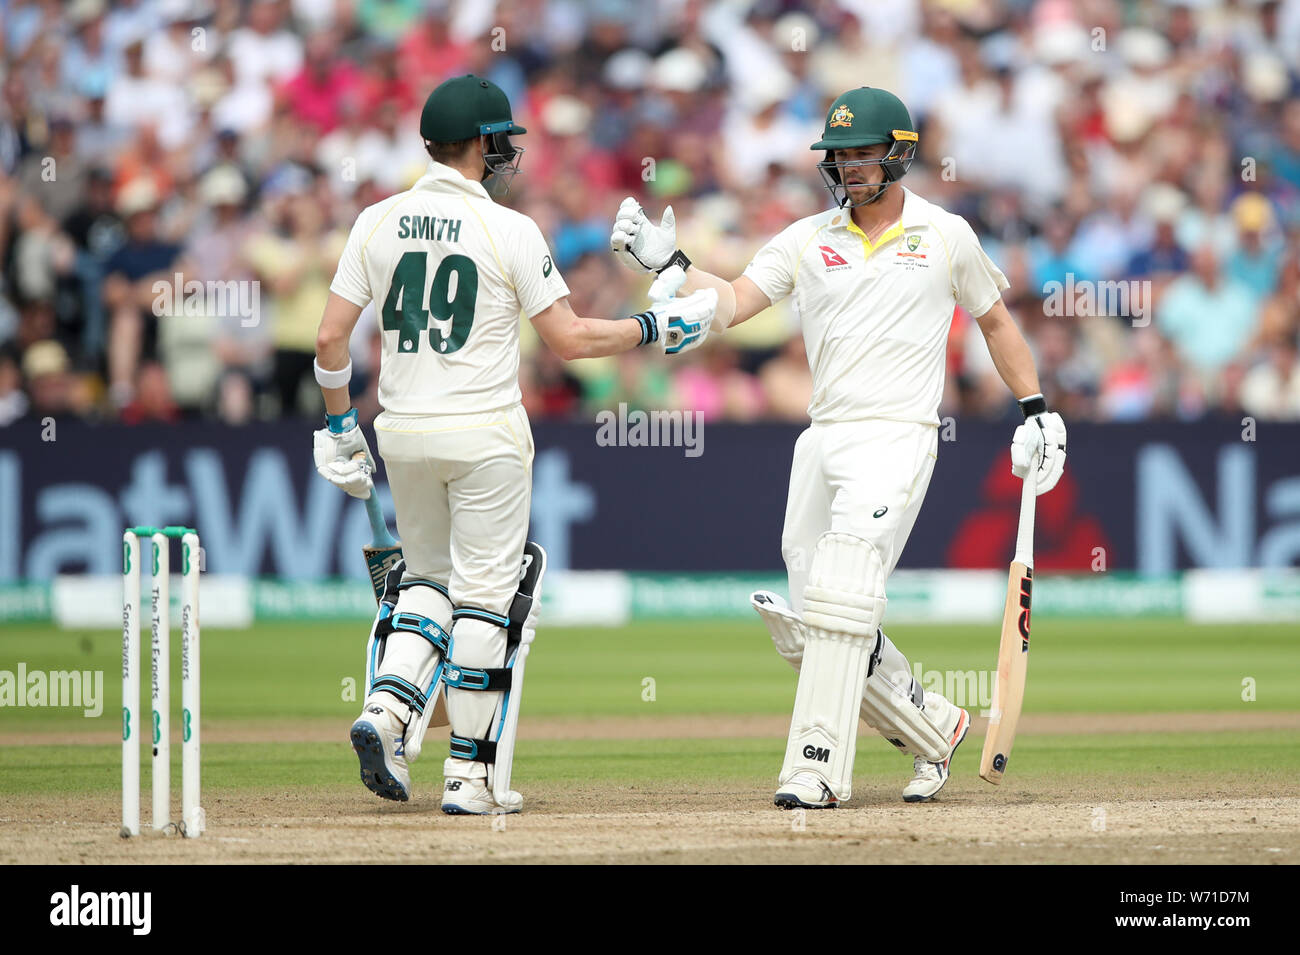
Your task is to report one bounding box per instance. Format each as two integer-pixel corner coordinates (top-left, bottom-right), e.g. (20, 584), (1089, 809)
(1018, 572), (1032, 651)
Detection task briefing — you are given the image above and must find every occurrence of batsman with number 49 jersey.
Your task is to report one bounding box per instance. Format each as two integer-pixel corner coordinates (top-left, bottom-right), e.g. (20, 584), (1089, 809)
(611, 86), (1068, 807)
(312, 75), (718, 815)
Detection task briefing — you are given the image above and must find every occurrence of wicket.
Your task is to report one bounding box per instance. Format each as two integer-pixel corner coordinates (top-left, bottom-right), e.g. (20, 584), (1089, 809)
(122, 525), (202, 839)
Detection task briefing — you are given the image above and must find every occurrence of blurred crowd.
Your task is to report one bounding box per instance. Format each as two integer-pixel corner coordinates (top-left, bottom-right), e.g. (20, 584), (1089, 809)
(3, 0), (1300, 427)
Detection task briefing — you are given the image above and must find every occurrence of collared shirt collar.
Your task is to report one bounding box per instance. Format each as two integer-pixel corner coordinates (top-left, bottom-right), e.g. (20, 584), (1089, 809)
(410, 160), (492, 200)
(828, 186), (928, 232)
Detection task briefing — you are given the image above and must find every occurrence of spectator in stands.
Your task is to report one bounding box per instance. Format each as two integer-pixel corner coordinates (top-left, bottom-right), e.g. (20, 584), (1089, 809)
(1241, 333), (1300, 420)
(1157, 244), (1259, 375)
(758, 336), (813, 422)
(2, 0), (1298, 425)
(1225, 193), (1285, 299)
(104, 39), (192, 150)
(1127, 185), (1189, 280)
(0, 344), (27, 425)
(21, 338), (78, 418)
(16, 117), (86, 226)
(672, 342), (765, 422)
(521, 347), (584, 421)
(227, 0), (303, 89)
(244, 191), (344, 415)
(121, 359), (179, 423)
(279, 28), (360, 136)
(102, 178), (181, 408)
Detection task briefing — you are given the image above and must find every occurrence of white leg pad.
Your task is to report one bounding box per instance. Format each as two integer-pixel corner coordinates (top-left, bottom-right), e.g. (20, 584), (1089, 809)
(750, 591), (805, 667)
(859, 631), (953, 761)
(779, 534), (887, 800)
(754, 594), (955, 762)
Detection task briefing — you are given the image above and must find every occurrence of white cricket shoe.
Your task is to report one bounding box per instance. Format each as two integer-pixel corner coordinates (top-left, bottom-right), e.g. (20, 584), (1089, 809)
(902, 704), (970, 803)
(441, 776), (519, 815)
(774, 771), (839, 810)
(350, 703), (411, 802)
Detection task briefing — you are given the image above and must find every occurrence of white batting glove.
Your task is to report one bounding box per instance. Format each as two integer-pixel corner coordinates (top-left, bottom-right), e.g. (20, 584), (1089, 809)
(1010, 396), (1067, 495)
(610, 196), (676, 274)
(312, 409), (375, 499)
(634, 287), (717, 358)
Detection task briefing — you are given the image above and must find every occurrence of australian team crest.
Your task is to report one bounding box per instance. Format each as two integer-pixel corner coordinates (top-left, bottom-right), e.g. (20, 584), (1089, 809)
(829, 104), (854, 127)
(906, 234), (921, 252)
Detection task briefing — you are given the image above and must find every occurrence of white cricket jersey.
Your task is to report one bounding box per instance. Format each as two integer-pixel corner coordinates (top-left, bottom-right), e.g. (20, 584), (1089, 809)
(330, 162), (570, 415)
(743, 187), (1008, 426)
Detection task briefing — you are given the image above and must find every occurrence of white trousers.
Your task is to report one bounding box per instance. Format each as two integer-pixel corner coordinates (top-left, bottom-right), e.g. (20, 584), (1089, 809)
(376, 404), (534, 605)
(375, 404), (534, 779)
(781, 419), (937, 614)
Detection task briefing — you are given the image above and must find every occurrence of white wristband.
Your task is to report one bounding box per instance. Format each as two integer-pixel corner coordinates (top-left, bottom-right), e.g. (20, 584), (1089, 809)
(314, 358), (352, 389)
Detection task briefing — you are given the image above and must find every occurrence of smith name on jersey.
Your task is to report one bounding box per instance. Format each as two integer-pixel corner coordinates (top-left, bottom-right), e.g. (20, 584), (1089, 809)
(331, 162), (569, 416)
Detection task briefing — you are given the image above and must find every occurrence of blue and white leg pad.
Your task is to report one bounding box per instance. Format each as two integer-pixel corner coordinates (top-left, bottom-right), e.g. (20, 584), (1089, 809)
(365, 561), (447, 698)
(445, 605), (521, 769)
(364, 562), (453, 760)
(367, 610), (450, 724)
(446, 542), (547, 810)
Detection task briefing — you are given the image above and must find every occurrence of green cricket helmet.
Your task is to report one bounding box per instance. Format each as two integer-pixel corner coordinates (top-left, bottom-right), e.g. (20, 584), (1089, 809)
(420, 74), (527, 193)
(811, 87), (917, 207)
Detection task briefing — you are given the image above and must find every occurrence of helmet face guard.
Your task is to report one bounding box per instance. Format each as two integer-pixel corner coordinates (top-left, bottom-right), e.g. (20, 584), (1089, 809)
(815, 138), (916, 208)
(480, 122), (524, 195)
(420, 76), (527, 196)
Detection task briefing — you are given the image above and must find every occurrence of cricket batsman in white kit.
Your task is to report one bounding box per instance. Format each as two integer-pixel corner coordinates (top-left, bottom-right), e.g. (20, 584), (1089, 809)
(312, 75), (717, 814)
(611, 87), (1067, 807)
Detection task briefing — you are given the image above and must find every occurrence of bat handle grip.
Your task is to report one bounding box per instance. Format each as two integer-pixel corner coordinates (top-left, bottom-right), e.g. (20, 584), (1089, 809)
(363, 488), (397, 548)
(1014, 453), (1037, 569)
(349, 451), (398, 547)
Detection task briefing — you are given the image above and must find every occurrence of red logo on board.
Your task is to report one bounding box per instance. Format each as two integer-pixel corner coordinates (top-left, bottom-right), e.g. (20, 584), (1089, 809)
(819, 246), (849, 268)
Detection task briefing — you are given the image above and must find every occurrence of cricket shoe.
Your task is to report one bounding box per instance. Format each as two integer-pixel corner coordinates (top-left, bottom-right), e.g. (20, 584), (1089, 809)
(350, 704), (411, 802)
(774, 771), (839, 810)
(902, 704), (970, 803)
(441, 776), (519, 815)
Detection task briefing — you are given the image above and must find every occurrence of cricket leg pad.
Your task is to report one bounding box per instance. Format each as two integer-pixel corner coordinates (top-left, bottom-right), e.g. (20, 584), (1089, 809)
(751, 590), (805, 669)
(366, 567), (452, 730)
(363, 559), (405, 700)
(779, 534), (887, 801)
(366, 604), (452, 767)
(859, 630), (956, 761)
(753, 585), (957, 762)
(443, 543), (545, 811)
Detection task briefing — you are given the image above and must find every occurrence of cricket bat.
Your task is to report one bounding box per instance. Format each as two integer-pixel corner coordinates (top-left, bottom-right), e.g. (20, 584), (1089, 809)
(979, 461), (1037, 785)
(352, 452), (403, 602)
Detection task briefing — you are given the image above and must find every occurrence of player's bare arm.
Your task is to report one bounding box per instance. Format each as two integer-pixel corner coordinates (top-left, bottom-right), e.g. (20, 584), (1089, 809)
(311, 292), (374, 500)
(973, 298), (1041, 400)
(315, 292), (364, 416)
(974, 299), (1069, 496)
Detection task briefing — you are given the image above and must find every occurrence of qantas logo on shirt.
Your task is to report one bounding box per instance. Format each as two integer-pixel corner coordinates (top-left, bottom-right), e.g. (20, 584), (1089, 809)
(819, 246), (851, 271)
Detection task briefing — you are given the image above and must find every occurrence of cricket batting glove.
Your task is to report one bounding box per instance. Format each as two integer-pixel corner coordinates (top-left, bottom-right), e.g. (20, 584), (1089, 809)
(313, 407), (375, 499)
(1011, 394), (1067, 495)
(632, 287), (718, 356)
(610, 196), (676, 274)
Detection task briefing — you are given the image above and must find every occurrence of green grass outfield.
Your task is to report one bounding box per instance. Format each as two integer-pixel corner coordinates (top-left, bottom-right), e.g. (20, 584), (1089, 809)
(3, 618), (1297, 725)
(5, 732), (1300, 798)
(2, 619), (1298, 798)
